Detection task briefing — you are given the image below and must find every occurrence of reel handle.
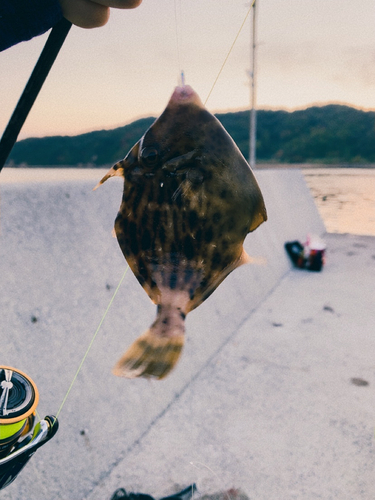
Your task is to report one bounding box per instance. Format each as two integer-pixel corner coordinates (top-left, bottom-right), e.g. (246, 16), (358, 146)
(0, 415), (59, 491)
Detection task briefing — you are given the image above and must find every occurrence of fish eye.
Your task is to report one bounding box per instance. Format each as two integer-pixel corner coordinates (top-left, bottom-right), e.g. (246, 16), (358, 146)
(141, 147), (159, 167)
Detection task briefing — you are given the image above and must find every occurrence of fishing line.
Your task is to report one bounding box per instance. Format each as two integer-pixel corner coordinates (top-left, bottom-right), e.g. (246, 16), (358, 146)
(174, 0), (185, 86)
(204, 0), (255, 106)
(51, 1), (253, 421)
(55, 265), (130, 419)
(174, 0), (182, 79)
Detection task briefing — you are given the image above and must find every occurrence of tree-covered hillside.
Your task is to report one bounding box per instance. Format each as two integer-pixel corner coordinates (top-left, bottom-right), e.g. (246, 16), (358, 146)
(7, 104), (375, 166)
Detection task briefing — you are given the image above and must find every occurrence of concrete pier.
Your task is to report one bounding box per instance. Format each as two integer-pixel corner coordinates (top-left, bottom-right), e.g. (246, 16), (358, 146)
(1, 169), (374, 500)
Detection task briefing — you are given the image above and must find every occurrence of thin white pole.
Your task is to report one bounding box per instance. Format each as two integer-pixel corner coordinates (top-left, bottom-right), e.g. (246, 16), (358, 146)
(249, 0), (257, 168)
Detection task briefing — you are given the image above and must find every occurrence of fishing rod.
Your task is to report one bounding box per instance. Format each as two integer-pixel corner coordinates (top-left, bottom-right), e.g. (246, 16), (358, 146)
(0, 19), (72, 489)
(0, 17), (72, 172)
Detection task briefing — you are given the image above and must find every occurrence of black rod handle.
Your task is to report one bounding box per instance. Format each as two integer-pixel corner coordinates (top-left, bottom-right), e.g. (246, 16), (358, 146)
(0, 17), (72, 172)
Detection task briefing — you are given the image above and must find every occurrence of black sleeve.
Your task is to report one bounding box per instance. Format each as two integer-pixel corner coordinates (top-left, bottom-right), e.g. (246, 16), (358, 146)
(0, 0), (63, 51)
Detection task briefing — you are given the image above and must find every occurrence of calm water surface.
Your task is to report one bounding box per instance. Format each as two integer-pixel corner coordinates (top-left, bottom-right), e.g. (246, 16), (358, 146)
(303, 168), (375, 236)
(2, 167), (374, 236)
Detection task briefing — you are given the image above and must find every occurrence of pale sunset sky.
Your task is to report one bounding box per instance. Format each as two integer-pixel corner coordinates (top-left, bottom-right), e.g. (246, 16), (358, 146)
(1, 0), (374, 140)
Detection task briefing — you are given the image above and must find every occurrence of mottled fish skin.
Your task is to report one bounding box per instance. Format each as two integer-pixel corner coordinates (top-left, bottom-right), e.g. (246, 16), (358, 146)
(97, 85), (267, 379)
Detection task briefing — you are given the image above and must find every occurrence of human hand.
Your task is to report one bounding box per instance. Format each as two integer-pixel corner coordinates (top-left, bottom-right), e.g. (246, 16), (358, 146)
(59, 0), (142, 29)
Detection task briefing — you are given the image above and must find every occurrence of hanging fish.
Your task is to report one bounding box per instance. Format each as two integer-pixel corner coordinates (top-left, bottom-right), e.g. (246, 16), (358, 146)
(96, 85), (267, 380)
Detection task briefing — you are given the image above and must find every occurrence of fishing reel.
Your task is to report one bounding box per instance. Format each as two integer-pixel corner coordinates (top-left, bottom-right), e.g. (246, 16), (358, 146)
(0, 366), (59, 490)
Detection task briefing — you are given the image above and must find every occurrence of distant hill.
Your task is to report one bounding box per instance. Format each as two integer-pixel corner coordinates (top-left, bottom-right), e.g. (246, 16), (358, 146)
(6, 104), (375, 166)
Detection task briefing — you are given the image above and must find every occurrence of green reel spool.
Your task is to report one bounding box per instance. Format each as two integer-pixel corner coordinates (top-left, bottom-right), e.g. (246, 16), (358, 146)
(0, 366), (39, 459)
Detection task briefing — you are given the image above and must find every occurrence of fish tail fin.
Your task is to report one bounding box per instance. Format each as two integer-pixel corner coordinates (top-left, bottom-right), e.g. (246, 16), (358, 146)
(113, 307), (185, 380)
(93, 161), (125, 190)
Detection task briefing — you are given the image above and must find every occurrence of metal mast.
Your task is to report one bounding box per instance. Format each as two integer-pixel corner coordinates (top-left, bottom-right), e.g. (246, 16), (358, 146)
(249, 0), (257, 168)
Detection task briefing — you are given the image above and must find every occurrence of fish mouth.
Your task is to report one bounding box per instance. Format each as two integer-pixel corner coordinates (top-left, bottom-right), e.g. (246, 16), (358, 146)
(169, 85), (203, 107)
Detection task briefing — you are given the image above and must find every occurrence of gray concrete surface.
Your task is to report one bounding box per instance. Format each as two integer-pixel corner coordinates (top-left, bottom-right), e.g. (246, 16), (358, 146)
(1, 169), (373, 499)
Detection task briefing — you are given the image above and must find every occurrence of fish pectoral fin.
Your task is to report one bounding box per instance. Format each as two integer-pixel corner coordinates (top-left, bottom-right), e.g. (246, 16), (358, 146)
(93, 163), (125, 190)
(113, 314), (185, 380)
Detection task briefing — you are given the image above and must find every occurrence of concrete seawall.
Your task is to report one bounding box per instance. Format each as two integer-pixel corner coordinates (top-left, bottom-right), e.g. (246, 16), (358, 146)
(1, 169), (326, 499)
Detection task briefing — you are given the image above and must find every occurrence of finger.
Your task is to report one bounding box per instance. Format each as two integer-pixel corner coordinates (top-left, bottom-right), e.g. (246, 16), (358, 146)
(59, 0), (110, 29)
(91, 0), (142, 8)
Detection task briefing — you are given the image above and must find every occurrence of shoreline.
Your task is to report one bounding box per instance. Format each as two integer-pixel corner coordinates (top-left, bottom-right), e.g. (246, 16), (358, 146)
(1, 165), (375, 184)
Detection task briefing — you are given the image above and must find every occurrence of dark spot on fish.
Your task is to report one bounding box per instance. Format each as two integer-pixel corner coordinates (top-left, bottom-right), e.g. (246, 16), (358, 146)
(188, 210), (198, 230)
(65, 193), (70, 198)
(323, 305), (334, 313)
(170, 273), (178, 290)
(272, 322), (283, 327)
(351, 377), (369, 387)
(162, 317), (169, 325)
(169, 177), (179, 194)
(213, 212), (221, 224)
(136, 274), (145, 286)
(119, 216), (128, 235)
(200, 277), (208, 290)
(137, 256), (148, 278)
(170, 241), (178, 256)
(132, 190), (144, 216)
(220, 188), (228, 199)
(183, 235), (195, 260)
(211, 250), (223, 270)
(221, 239), (229, 252)
(141, 210), (148, 228)
(141, 229), (152, 251)
(128, 166), (142, 183)
(128, 221), (139, 254)
(173, 209), (179, 241)
(157, 185), (166, 204)
(159, 225), (166, 245)
(106, 284), (112, 290)
(204, 226), (213, 244)
(170, 251), (179, 266)
(152, 210), (161, 234)
(225, 216), (236, 232)
(130, 235), (139, 256)
(31, 315), (38, 323)
(184, 267), (194, 284)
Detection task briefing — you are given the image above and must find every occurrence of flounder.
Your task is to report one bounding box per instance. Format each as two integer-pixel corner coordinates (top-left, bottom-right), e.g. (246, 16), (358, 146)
(97, 85), (267, 380)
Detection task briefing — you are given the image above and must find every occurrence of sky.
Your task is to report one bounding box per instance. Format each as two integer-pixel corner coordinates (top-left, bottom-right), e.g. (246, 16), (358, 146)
(1, 0), (375, 140)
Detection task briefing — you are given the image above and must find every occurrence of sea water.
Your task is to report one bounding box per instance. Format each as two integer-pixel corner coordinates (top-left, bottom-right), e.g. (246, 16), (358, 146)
(1, 167), (374, 236)
(304, 168), (375, 236)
